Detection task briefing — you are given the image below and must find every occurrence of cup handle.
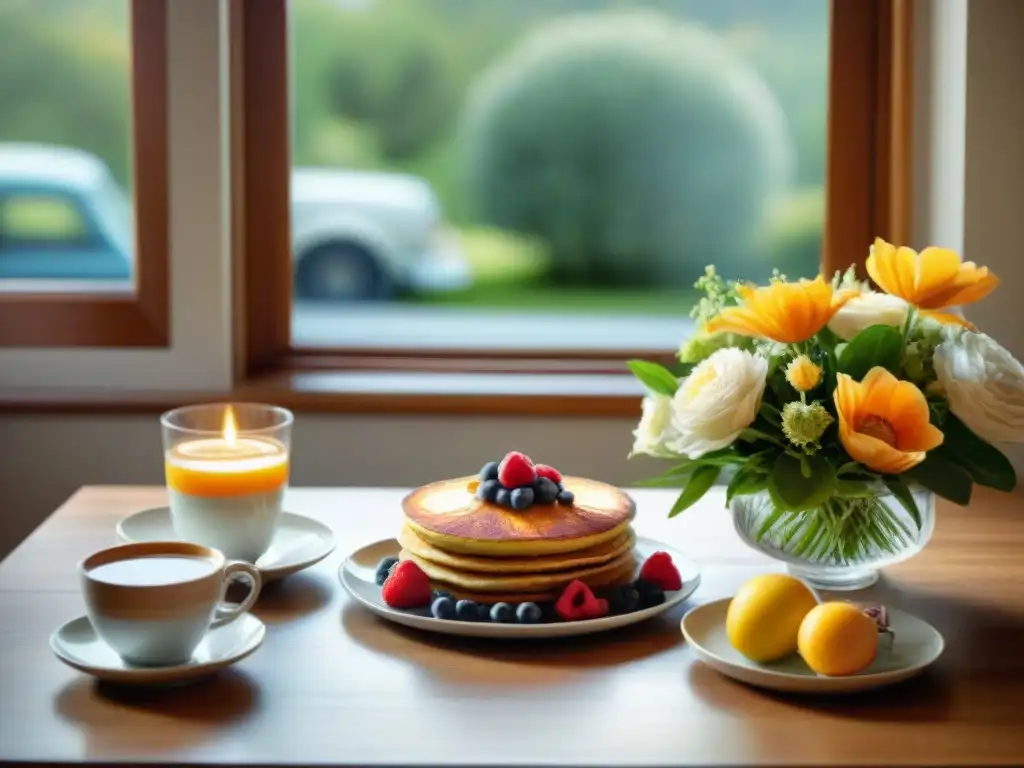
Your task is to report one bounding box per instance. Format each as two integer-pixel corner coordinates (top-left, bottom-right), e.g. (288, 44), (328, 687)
(210, 560), (262, 629)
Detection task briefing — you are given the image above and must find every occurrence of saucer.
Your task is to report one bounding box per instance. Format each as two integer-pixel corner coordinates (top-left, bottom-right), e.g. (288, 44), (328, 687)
(340, 536), (701, 639)
(681, 598), (945, 694)
(117, 507), (336, 581)
(50, 612), (266, 685)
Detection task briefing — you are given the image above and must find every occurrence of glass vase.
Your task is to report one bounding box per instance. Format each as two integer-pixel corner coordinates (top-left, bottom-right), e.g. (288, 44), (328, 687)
(730, 486), (935, 591)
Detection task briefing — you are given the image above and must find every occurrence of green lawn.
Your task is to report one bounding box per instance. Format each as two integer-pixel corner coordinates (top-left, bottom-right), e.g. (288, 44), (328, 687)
(401, 226), (701, 315)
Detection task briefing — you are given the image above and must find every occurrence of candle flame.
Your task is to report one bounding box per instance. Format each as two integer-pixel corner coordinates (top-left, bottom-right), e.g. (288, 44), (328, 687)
(222, 406), (238, 447)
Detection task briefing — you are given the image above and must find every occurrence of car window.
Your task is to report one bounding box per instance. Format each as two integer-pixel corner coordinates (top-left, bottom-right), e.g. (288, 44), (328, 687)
(0, 194), (93, 248)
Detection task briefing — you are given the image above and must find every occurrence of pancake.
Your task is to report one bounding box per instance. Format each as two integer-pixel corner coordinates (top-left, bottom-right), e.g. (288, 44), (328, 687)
(402, 475), (636, 557)
(399, 524), (635, 574)
(423, 558), (639, 604)
(399, 548), (638, 598)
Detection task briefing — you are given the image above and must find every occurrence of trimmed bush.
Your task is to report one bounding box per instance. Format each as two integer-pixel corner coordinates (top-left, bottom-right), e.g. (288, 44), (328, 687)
(459, 10), (792, 287)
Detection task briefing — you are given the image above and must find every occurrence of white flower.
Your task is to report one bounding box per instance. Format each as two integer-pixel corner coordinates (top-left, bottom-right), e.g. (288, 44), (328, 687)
(666, 347), (768, 459)
(934, 331), (1024, 443)
(630, 393), (678, 458)
(828, 291), (909, 341)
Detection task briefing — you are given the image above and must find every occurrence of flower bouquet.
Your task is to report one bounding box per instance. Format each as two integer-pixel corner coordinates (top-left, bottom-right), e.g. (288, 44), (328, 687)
(628, 238), (1022, 590)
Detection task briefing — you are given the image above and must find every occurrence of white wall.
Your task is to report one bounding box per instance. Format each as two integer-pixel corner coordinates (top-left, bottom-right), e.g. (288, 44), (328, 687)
(2, 0), (1023, 556)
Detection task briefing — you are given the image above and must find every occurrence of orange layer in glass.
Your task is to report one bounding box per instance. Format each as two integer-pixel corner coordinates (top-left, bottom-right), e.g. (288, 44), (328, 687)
(165, 437), (289, 497)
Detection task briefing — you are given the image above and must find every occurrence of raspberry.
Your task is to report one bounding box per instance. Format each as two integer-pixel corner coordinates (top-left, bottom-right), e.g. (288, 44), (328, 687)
(555, 579), (608, 621)
(638, 551), (683, 591)
(497, 451), (537, 488)
(381, 560), (432, 609)
(535, 464), (563, 484)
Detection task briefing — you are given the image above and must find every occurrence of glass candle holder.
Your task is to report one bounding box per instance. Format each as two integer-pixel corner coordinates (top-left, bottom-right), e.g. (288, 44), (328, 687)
(161, 403), (293, 562)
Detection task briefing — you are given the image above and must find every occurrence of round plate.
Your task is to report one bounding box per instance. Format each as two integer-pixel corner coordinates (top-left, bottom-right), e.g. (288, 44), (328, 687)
(681, 598), (944, 694)
(339, 536), (700, 638)
(116, 507), (336, 581)
(50, 612), (266, 685)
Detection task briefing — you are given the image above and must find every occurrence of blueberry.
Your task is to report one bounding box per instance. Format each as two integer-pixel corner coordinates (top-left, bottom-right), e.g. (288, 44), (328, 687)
(455, 599), (481, 621)
(534, 477), (560, 504)
(430, 596), (456, 620)
(432, 589), (454, 602)
(635, 578), (666, 609)
(477, 479), (501, 503)
(556, 490), (575, 505)
(608, 586), (640, 615)
(495, 488), (512, 507)
(516, 602), (543, 624)
(510, 487), (535, 510)
(480, 461), (500, 481)
(490, 602), (514, 623)
(374, 556), (400, 585)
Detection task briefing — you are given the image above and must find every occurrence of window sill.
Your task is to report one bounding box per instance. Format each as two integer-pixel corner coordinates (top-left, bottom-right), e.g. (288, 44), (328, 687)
(0, 368), (646, 417)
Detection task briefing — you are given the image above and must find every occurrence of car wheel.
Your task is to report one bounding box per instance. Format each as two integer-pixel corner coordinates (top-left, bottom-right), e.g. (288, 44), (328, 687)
(295, 242), (392, 302)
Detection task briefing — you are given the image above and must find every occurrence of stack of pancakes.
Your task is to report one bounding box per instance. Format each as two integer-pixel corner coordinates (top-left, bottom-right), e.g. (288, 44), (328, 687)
(399, 476), (638, 602)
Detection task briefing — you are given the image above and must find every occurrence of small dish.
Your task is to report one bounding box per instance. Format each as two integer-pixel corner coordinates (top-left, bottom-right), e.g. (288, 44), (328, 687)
(340, 536), (700, 639)
(50, 612), (266, 685)
(681, 597), (944, 694)
(116, 507), (336, 581)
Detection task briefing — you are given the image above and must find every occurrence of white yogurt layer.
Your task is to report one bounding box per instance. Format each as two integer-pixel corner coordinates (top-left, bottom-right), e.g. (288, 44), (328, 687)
(168, 487), (284, 563)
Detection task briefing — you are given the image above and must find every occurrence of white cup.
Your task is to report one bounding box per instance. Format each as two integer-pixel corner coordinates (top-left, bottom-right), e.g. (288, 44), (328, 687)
(79, 541), (262, 667)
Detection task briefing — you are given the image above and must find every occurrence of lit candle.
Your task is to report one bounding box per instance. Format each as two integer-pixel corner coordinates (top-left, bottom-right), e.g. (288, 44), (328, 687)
(164, 407), (289, 498)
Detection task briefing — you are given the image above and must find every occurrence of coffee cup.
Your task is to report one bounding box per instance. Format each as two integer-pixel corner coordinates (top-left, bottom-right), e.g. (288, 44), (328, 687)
(79, 541), (262, 667)
(161, 403), (293, 562)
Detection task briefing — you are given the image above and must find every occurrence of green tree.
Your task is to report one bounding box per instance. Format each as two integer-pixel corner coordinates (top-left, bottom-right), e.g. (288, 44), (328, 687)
(0, 0), (131, 184)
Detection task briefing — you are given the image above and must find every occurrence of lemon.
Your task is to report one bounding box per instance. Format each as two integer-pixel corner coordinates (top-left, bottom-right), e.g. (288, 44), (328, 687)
(725, 573), (819, 663)
(798, 601), (879, 676)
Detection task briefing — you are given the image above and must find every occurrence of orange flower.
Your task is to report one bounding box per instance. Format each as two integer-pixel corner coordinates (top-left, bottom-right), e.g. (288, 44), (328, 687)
(833, 367), (944, 474)
(866, 237), (999, 310)
(705, 276), (856, 343)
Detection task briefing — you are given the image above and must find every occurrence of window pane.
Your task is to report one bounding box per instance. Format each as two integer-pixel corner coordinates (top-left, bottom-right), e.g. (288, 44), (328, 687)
(0, 0), (134, 294)
(289, 0), (828, 350)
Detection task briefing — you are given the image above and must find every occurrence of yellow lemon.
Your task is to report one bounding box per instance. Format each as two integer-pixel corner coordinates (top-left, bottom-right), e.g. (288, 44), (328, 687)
(798, 601), (879, 676)
(725, 573), (819, 663)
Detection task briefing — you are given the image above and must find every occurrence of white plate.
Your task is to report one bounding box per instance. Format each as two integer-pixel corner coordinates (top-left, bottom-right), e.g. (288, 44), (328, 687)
(339, 536), (700, 639)
(116, 507), (336, 581)
(681, 598), (944, 694)
(50, 612), (266, 685)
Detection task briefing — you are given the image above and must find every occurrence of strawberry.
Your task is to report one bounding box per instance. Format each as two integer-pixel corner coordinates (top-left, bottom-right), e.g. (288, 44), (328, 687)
(381, 560), (432, 609)
(498, 451), (537, 488)
(638, 551), (683, 591)
(555, 579), (608, 621)
(535, 464), (562, 484)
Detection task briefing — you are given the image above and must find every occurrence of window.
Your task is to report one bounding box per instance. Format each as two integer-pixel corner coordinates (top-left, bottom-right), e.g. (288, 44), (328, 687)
(0, 0), (169, 347)
(235, 0), (911, 396)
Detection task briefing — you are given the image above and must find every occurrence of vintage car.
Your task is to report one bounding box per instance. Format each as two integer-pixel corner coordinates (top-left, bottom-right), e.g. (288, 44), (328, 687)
(0, 143), (469, 301)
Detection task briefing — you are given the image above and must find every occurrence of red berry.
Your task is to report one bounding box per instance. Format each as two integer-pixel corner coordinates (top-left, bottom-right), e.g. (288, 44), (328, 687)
(555, 579), (606, 621)
(381, 560), (432, 609)
(498, 451), (537, 488)
(638, 551), (683, 591)
(535, 464), (562, 483)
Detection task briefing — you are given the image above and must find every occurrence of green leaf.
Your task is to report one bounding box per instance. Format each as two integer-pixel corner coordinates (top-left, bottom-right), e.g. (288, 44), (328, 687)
(835, 479), (876, 498)
(626, 360), (681, 396)
(768, 453), (837, 511)
(904, 454), (973, 506)
(883, 476), (922, 530)
(668, 465), (720, 517)
(941, 414), (1017, 492)
(666, 362), (695, 378)
(837, 324), (903, 381)
(725, 466), (768, 504)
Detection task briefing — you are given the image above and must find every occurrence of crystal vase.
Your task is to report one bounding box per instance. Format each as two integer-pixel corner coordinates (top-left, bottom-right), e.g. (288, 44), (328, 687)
(730, 486), (935, 591)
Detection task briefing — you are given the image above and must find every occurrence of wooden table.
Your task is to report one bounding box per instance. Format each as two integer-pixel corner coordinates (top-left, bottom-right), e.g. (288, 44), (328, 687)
(1, 486), (1022, 767)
